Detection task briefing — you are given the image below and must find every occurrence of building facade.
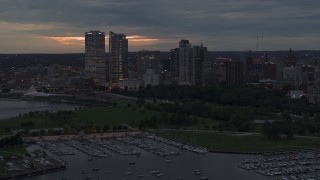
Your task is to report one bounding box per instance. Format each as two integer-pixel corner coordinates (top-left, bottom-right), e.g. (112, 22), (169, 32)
(109, 31), (128, 83)
(178, 40), (192, 85)
(170, 48), (180, 79)
(225, 59), (244, 85)
(136, 50), (161, 80)
(143, 69), (160, 87)
(84, 30), (106, 85)
(191, 45), (208, 86)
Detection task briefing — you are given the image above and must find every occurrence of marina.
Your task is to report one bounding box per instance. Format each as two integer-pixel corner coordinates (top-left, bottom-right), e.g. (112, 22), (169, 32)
(238, 149), (320, 180)
(117, 136), (181, 156)
(20, 133), (273, 180)
(64, 139), (110, 157)
(88, 138), (141, 155)
(37, 141), (75, 156)
(148, 135), (208, 154)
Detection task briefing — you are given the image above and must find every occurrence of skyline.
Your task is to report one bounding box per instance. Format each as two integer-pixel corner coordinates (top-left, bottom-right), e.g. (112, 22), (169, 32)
(1, 0), (320, 53)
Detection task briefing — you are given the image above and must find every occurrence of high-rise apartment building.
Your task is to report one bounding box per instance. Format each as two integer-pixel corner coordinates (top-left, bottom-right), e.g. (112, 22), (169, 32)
(170, 48), (180, 79)
(191, 45), (208, 86)
(85, 30), (106, 85)
(177, 40), (208, 86)
(109, 31), (128, 83)
(179, 40), (192, 85)
(225, 59), (244, 85)
(136, 50), (161, 80)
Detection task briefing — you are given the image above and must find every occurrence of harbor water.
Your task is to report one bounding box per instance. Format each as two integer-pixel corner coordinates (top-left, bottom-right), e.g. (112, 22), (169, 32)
(0, 99), (78, 120)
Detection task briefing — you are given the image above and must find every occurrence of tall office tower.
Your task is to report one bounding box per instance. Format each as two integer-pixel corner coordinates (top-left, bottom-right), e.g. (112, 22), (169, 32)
(178, 40), (192, 85)
(191, 44), (208, 86)
(85, 30), (106, 85)
(109, 31), (128, 83)
(170, 48), (180, 79)
(225, 59), (244, 85)
(136, 50), (161, 80)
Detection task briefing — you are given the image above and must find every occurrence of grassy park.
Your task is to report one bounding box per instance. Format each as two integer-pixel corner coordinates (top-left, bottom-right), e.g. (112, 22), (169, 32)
(0, 103), (219, 132)
(0, 106), (157, 130)
(0, 145), (26, 159)
(0, 101), (319, 153)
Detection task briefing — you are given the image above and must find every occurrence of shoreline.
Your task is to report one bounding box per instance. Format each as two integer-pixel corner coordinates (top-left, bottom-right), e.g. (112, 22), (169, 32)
(22, 131), (319, 156)
(0, 165), (66, 180)
(0, 98), (80, 121)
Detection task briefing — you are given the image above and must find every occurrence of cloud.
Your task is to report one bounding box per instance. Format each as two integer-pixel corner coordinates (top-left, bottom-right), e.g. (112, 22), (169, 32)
(0, 0), (320, 53)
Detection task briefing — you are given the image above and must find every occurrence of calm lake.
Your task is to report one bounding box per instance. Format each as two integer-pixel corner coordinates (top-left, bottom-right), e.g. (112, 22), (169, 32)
(0, 99), (78, 120)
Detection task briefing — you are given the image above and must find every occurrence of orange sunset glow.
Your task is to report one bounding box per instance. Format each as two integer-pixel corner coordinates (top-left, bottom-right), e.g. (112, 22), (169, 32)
(49, 35), (160, 46)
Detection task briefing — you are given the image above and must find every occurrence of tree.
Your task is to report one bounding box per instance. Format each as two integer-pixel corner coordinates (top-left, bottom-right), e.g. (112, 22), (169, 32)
(314, 113), (320, 122)
(21, 121), (34, 129)
(262, 121), (281, 140)
(136, 97), (145, 108)
(1, 88), (10, 93)
(280, 110), (295, 139)
(281, 121), (294, 139)
(281, 110), (292, 123)
(103, 125), (109, 132)
(40, 129), (46, 136)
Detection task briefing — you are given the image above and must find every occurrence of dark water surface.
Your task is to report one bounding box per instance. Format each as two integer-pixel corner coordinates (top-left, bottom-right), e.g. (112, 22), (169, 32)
(0, 99), (78, 120)
(26, 144), (272, 180)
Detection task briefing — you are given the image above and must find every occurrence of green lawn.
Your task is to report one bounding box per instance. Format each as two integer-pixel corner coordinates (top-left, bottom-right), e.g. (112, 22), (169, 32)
(160, 131), (320, 152)
(0, 106), (158, 130)
(0, 145), (26, 159)
(0, 103), (222, 133)
(68, 106), (158, 127)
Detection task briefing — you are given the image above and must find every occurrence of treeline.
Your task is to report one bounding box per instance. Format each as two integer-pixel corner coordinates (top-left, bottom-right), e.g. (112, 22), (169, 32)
(0, 135), (23, 149)
(138, 113), (197, 129)
(124, 84), (317, 115)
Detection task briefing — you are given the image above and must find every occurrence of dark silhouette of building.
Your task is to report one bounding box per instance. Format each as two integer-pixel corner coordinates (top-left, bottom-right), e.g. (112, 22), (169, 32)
(84, 30), (106, 85)
(170, 48), (179, 80)
(192, 44), (208, 86)
(179, 40), (192, 85)
(285, 48), (296, 67)
(203, 60), (215, 86)
(109, 31), (128, 83)
(136, 50), (161, 80)
(264, 62), (277, 80)
(225, 59), (244, 85)
(301, 65), (315, 84)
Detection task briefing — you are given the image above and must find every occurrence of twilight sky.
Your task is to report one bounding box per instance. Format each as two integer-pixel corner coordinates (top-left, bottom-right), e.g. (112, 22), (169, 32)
(1, 0), (320, 53)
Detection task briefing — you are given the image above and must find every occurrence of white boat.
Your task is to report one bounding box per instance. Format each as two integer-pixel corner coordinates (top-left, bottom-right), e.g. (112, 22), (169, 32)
(194, 169), (202, 175)
(156, 173), (163, 177)
(150, 170), (159, 174)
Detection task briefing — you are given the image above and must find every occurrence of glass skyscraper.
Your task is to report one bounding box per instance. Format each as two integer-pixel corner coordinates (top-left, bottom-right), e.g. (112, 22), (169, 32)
(109, 31), (128, 83)
(85, 30), (106, 85)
